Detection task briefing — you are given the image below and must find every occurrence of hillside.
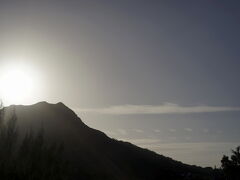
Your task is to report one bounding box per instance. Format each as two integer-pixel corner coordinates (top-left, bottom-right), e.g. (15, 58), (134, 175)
(3, 102), (216, 180)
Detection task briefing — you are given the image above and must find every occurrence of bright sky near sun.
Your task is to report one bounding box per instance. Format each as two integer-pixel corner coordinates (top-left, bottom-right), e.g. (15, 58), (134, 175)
(0, 0), (240, 167)
(0, 62), (42, 106)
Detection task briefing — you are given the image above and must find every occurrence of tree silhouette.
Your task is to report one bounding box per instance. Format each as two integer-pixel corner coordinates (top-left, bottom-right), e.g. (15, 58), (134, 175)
(0, 104), (69, 180)
(221, 146), (240, 180)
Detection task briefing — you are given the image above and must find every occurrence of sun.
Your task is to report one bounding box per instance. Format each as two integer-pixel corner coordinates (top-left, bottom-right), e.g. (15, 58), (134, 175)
(0, 64), (39, 105)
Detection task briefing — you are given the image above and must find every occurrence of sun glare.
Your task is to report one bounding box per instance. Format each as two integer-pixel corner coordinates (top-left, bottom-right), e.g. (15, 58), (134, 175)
(0, 63), (39, 105)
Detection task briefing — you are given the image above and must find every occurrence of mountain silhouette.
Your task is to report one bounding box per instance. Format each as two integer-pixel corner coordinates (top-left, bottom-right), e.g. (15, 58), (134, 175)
(3, 102), (215, 180)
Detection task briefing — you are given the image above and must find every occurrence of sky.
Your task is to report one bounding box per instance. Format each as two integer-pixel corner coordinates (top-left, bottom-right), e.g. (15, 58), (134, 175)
(0, 0), (240, 167)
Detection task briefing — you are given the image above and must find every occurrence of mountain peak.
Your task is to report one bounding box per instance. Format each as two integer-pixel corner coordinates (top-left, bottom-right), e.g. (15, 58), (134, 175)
(4, 101), (84, 128)
(33, 101), (63, 107)
(31, 101), (80, 120)
(29, 102), (73, 113)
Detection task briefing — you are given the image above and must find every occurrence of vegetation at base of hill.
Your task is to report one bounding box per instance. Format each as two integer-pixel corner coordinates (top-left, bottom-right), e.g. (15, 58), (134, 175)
(0, 106), (69, 180)
(221, 146), (240, 180)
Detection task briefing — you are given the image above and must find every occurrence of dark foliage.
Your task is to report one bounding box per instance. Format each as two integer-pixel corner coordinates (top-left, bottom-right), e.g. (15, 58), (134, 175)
(221, 146), (240, 180)
(0, 107), (68, 180)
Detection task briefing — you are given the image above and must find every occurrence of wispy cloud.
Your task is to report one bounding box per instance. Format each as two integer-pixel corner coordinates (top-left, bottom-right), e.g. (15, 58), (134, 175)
(117, 129), (128, 135)
(120, 138), (161, 145)
(154, 129), (161, 133)
(103, 130), (118, 136)
(132, 129), (144, 133)
(120, 138), (240, 166)
(75, 103), (240, 115)
(184, 128), (193, 132)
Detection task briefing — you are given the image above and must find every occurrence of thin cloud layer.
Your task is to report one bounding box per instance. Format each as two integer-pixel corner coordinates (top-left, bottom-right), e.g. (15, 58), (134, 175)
(184, 128), (193, 132)
(76, 103), (240, 115)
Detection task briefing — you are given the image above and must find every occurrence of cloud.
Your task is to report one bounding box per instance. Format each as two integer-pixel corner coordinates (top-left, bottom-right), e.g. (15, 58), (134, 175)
(117, 129), (128, 135)
(120, 138), (240, 166)
(184, 128), (193, 132)
(132, 129), (144, 133)
(120, 138), (161, 145)
(103, 130), (118, 136)
(75, 103), (240, 115)
(154, 129), (161, 133)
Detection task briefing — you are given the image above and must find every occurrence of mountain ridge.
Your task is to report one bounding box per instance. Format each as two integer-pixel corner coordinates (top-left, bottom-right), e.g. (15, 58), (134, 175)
(2, 101), (215, 180)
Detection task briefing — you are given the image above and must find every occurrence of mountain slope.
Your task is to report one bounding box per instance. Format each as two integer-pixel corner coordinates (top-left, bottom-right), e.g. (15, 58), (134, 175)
(3, 102), (214, 180)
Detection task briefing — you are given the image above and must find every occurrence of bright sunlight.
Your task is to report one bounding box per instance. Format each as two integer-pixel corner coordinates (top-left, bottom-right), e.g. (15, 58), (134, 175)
(0, 63), (40, 105)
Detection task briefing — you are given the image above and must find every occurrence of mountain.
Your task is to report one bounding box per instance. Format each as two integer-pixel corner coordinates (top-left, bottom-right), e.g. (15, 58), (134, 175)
(3, 102), (215, 180)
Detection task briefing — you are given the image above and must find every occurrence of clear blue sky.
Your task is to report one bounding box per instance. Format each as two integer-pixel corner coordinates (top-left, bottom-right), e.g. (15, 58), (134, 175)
(0, 0), (240, 167)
